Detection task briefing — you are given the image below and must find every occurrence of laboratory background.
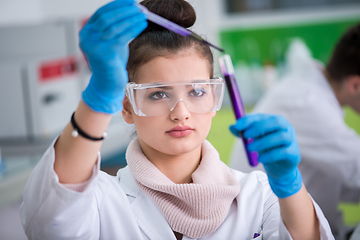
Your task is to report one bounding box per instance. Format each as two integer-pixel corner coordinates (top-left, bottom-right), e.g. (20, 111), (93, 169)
(1, 0), (360, 239)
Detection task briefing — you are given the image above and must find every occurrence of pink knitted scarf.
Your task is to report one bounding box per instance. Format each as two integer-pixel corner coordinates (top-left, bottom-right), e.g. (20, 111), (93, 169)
(126, 138), (240, 239)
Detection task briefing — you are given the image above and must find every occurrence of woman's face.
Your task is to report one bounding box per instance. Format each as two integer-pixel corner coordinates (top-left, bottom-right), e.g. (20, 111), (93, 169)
(122, 51), (216, 158)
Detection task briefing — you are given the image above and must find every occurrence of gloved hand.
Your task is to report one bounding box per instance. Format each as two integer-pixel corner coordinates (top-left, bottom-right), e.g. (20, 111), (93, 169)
(80, 0), (148, 114)
(229, 114), (303, 198)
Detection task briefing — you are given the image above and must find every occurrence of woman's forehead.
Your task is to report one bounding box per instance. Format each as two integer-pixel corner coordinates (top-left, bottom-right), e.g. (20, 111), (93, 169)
(135, 52), (211, 84)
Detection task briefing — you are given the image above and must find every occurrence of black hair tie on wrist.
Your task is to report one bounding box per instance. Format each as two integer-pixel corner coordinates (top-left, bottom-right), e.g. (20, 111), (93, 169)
(70, 112), (107, 141)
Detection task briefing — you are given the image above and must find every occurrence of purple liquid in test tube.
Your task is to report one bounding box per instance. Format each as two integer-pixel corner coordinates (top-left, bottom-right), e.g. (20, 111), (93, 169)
(219, 55), (258, 167)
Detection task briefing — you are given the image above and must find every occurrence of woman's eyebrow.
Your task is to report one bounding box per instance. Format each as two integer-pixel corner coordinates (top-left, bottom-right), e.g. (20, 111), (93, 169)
(149, 80), (210, 89)
(186, 80), (210, 87)
(191, 80), (207, 83)
(151, 85), (173, 90)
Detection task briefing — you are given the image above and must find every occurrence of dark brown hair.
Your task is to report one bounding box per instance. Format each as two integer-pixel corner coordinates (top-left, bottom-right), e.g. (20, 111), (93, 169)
(127, 0), (214, 82)
(326, 23), (360, 82)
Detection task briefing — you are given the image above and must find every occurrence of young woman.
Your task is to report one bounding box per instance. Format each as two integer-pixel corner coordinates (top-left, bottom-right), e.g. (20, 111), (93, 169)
(20, 0), (334, 239)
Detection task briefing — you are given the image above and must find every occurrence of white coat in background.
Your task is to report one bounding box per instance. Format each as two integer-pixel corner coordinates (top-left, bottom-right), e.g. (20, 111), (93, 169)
(229, 40), (360, 240)
(20, 140), (334, 240)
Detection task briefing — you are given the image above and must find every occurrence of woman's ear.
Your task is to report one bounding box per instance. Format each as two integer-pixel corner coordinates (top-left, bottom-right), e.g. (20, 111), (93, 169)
(122, 96), (134, 124)
(347, 75), (360, 95)
(354, 76), (360, 95)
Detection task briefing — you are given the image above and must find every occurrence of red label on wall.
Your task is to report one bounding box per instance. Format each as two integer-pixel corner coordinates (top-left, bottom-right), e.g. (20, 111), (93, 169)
(39, 57), (78, 82)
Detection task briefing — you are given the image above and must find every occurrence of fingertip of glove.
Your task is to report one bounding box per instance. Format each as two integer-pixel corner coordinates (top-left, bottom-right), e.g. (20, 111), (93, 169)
(115, 0), (137, 5)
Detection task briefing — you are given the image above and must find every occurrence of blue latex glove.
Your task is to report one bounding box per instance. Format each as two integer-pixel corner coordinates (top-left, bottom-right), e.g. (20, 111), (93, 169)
(80, 0), (148, 114)
(229, 114), (303, 198)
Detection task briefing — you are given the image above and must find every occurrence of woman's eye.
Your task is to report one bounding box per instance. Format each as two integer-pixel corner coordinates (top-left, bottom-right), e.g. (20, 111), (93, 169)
(189, 88), (206, 97)
(148, 91), (169, 100)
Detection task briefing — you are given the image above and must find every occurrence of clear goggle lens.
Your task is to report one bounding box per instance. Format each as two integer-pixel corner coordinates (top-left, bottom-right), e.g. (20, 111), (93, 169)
(126, 78), (225, 116)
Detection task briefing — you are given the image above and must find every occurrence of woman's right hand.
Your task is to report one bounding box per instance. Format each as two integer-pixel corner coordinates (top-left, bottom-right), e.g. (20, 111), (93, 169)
(80, 0), (148, 114)
(230, 114), (303, 198)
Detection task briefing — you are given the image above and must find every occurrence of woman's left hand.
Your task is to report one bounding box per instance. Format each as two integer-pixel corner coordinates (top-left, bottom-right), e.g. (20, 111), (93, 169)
(80, 0), (148, 114)
(230, 114), (303, 198)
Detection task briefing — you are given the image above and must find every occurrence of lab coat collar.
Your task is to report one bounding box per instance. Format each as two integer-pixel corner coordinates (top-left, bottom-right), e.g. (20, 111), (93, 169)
(117, 166), (140, 198)
(118, 167), (177, 240)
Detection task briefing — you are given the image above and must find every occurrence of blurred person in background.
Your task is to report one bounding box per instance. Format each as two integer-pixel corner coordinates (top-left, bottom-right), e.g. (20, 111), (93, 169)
(229, 23), (360, 240)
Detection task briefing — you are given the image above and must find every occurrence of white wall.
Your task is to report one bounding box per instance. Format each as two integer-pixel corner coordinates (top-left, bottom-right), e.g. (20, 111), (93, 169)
(0, 0), (44, 25)
(0, 0), (224, 41)
(0, 0), (110, 26)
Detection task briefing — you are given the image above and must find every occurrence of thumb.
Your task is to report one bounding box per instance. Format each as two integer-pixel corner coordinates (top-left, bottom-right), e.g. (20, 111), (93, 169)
(229, 125), (241, 137)
(229, 116), (250, 137)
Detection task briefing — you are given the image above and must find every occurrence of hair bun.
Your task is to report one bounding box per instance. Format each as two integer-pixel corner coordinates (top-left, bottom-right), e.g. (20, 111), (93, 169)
(140, 0), (196, 29)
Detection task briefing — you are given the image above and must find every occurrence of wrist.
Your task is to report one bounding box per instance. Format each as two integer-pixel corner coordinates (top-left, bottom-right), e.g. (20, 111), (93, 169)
(71, 112), (107, 141)
(268, 168), (303, 198)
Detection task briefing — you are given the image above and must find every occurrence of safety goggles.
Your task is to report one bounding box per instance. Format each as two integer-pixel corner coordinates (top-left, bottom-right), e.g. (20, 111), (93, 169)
(126, 78), (225, 116)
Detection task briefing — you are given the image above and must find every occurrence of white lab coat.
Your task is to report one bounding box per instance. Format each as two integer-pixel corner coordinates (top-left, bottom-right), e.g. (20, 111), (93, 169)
(20, 140), (334, 240)
(229, 43), (360, 240)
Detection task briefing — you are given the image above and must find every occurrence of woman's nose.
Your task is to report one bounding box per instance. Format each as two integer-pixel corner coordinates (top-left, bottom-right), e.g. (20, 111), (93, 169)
(170, 100), (190, 121)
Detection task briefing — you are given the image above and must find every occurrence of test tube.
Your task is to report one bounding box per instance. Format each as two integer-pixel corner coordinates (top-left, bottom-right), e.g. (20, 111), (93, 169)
(137, 4), (224, 53)
(219, 54), (259, 167)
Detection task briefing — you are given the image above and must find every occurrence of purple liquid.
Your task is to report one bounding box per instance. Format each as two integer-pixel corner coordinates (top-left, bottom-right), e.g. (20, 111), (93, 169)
(223, 74), (246, 119)
(223, 74), (259, 167)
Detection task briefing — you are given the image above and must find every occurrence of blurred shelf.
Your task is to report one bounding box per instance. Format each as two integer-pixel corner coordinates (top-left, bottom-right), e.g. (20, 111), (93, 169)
(0, 155), (40, 209)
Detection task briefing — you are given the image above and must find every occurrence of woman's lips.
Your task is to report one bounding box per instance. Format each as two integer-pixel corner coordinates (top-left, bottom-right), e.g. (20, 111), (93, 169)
(166, 126), (194, 138)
